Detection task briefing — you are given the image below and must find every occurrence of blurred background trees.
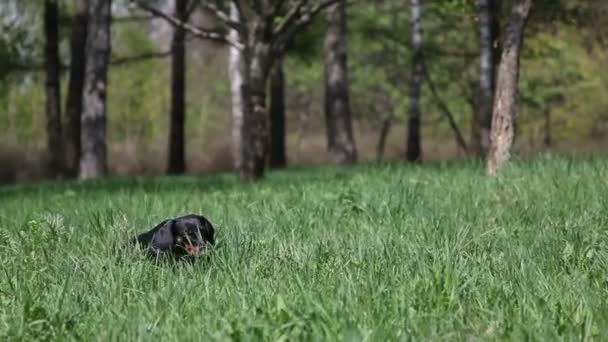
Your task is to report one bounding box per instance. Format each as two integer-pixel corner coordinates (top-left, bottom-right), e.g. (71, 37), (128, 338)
(0, 0), (607, 183)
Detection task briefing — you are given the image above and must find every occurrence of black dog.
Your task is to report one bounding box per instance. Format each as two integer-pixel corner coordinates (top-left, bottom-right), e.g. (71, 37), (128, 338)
(131, 214), (215, 259)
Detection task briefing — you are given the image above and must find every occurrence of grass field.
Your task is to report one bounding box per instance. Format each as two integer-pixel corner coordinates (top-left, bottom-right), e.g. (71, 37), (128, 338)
(1, 157), (607, 340)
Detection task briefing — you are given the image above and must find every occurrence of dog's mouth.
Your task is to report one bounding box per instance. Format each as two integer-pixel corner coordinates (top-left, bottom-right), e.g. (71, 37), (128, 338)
(183, 244), (202, 256)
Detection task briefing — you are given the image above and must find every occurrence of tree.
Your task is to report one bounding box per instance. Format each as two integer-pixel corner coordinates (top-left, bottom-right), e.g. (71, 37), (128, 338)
(486, 0), (532, 176)
(134, 0), (341, 181)
(324, 0), (357, 164)
(64, 0), (89, 177)
(269, 58), (287, 168)
(227, 1), (244, 173)
(44, 0), (63, 176)
(79, 0), (112, 179)
(406, 0), (423, 162)
(472, 0), (500, 157)
(167, 0), (188, 175)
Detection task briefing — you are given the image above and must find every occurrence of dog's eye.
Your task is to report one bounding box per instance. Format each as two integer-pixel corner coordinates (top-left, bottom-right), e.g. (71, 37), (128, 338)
(175, 236), (183, 244)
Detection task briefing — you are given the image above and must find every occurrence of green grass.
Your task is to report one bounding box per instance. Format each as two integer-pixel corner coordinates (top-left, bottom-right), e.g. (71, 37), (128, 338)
(1, 157), (608, 340)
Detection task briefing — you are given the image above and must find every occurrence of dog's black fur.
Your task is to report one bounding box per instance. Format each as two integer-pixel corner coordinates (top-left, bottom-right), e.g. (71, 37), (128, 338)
(130, 214), (215, 260)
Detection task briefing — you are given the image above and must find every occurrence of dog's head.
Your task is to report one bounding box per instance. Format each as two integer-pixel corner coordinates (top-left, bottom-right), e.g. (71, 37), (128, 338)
(170, 216), (215, 257)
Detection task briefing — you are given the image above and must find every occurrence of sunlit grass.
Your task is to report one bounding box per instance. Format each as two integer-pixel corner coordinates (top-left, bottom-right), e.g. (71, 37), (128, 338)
(1, 157), (607, 340)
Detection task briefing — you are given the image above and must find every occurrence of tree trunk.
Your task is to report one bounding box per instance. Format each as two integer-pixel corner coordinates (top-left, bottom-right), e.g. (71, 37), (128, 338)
(239, 81), (269, 181)
(269, 59), (286, 168)
(44, 0), (63, 177)
(472, 0), (496, 157)
(406, 0), (423, 162)
(238, 24), (271, 181)
(376, 116), (393, 161)
(64, 0), (89, 178)
(543, 103), (551, 149)
(486, 0), (532, 176)
(79, 0), (112, 179)
(323, 0), (357, 164)
(167, 0), (187, 175)
(228, 2), (244, 173)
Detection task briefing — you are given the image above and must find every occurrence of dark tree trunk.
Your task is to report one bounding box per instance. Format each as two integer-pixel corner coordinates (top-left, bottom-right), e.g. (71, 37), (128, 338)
(239, 30), (271, 181)
(79, 0), (112, 179)
(64, 0), (89, 178)
(167, 0), (187, 175)
(543, 103), (551, 149)
(472, 0), (497, 157)
(490, 0), (501, 79)
(376, 116), (394, 161)
(486, 0), (532, 176)
(407, 0), (423, 162)
(323, 0), (357, 164)
(44, 0), (63, 177)
(269, 59), (286, 168)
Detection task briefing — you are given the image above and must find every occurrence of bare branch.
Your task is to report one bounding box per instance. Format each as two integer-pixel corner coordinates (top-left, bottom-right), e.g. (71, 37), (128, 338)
(5, 50), (171, 75)
(185, 0), (199, 20)
(199, 0), (245, 33)
(273, 0), (309, 38)
(270, 0), (287, 18)
(246, 0), (263, 15)
(422, 59), (469, 154)
(292, 0), (341, 30)
(112, 15), (155, 23)
(273, 0), (341, 53)
(232, 0), (245, 22)
(131, 0), (244, 50)
(111, 51), (171, 66)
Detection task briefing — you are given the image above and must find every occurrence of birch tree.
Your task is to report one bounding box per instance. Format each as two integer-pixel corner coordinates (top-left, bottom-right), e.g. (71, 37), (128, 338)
(134, 0), (341, 181)
(324, 0), (356, 164)
(80, 0), (112, 179)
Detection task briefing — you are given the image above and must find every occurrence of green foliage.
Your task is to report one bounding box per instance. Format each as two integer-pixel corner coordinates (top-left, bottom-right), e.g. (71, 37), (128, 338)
(0, 0), (608, 160)
(285, 16), (327, 63)
(0, 77), (45, 143)
(0, 1), (42, 79)
(1, 159), (608, 339)
(520, 25), (608, 143)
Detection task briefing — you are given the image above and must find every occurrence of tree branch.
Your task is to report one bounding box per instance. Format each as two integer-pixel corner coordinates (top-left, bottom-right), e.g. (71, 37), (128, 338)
(4, 50), (171, 75)
(199, 0), (245, 33)
(111, 51), (171, 66)
(422, 59), (469, 154)
(366, 26), (477, 58)
(292, 0), (341, 30)
(273, 0), (341, 53)
(185, 0), (199, 20)
(112, 15), (155, 23)
(270, 0), (287, 18)
(231, 0), (245, 23)
(131, 0), (244, 50)
(246, 0), (263, 15)
(273, 0), (309, 38)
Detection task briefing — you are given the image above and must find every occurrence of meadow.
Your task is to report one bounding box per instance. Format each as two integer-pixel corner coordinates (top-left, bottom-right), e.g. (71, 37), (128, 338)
(0, 157), (607, 340)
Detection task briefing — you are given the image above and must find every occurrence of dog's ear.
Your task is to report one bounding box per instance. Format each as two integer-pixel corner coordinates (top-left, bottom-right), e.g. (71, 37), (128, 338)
(150, 219), (175, 249)
(170, 218), (187, 236)
(196, 216), (215, 245)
